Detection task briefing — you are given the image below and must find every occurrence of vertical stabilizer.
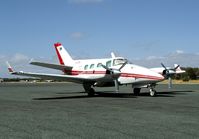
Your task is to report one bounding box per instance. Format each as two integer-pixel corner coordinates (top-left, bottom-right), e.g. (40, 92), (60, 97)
(54, 43), (74, 66)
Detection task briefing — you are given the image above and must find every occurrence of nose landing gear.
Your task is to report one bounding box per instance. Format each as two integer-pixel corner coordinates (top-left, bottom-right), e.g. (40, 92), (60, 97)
(133, 84), (157, 97)
(149, 88), (156, 97)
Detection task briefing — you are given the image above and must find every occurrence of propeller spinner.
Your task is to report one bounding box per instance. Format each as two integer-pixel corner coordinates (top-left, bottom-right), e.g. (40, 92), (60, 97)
(101, 61), (127, 92)
(161, 63), (180, 89)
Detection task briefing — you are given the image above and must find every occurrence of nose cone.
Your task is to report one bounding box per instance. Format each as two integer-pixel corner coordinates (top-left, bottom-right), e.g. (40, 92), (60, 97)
(148, 70), (165, 81)
(121, 64), (165, 83)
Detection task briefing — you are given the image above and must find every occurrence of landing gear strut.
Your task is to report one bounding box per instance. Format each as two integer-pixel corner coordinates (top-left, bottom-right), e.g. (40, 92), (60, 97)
(83, 84), (95, 96)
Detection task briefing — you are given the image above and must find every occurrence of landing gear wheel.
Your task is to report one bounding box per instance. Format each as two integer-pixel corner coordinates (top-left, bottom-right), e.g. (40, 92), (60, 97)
(83, 84), (95, 97)
(149, 89), (156, 97)
(133, 88), (141, 96)
(87, 88), (95, 97)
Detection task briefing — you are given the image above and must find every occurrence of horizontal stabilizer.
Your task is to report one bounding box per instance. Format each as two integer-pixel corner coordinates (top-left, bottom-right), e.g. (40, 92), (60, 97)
(30, 61), (73, 71)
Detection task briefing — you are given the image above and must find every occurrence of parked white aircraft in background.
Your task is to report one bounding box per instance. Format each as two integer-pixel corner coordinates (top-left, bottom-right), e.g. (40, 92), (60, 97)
(6, 43), (184, 97)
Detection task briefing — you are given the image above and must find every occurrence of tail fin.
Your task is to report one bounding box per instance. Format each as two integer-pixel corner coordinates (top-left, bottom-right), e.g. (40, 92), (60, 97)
(54, 43), (74, 66)
(6, 61), (14, 73)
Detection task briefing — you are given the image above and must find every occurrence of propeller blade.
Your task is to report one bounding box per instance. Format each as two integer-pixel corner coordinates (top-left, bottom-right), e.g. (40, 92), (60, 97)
(114, 80), (119, 93)
(100, 64), (120, 93)
(119, 61), (128, 71)
(100, 64), (110, 71)
(168, 77), (172, 89)
(161, 63), (167, 70)
(174, 65), (180, 70)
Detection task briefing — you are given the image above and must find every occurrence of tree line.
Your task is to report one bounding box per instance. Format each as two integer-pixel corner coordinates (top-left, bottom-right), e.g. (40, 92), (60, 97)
(175, 67), (199, 81)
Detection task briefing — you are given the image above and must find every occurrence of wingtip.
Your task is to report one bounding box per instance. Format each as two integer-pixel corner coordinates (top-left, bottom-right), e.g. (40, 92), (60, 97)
(6, 61), (14, 73)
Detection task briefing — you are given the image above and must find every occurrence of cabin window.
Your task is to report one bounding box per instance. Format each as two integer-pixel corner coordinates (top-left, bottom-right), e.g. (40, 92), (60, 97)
(106, 60), (112, 68)
(113, 59), (127, 66)
(97, 63), (102, 68)
(90, 64), (95, 69)
(84, 65), (88, 70)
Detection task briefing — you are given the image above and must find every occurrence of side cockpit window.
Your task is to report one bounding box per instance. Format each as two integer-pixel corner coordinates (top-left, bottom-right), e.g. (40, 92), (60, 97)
(84, 65), (88, 70)
(90, 64), (95, 69)
(97, 63), (102, 68)
(106, 60), (112, 68)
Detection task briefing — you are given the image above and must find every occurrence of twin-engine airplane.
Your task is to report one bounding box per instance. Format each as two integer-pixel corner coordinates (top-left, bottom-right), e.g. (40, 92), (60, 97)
(6, 43), (185, 97)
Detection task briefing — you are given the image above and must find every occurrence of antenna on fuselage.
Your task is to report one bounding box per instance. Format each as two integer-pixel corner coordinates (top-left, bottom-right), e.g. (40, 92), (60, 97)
(111, 52), (116, 58)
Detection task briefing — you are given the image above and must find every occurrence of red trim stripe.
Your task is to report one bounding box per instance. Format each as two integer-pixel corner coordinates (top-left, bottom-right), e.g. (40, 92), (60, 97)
(63, 70), (164, 80)
(54, 43), (64, 65)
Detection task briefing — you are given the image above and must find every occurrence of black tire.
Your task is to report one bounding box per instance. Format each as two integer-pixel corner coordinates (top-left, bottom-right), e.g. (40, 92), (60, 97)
(87, 88), (95, 97)
(133, 88), (141, 96)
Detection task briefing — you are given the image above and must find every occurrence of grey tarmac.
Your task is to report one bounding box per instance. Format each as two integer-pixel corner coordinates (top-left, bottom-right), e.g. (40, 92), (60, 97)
(0, 83), (199, 139)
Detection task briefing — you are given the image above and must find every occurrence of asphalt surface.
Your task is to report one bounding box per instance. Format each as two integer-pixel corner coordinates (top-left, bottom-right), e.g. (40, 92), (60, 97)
(0, 83), (199, 139)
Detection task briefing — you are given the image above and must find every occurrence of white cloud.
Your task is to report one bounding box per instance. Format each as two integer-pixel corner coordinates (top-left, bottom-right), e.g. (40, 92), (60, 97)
(0, 55), (5, 58)
(0, 53), (29, 78)
(146, 56), (165, 60)
(70, 32), (85, 40)
(11, 53), (29, 63)
(68, 0), (103, 4)
(0, 53), (29, 64)
(176, 50), (184, 54)
(132, 52), (199, 68)
(0, 53), (60, 78)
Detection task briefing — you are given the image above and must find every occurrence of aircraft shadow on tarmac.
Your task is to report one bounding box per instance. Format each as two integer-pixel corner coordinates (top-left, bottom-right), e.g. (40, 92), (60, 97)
(155, 90), (194, 97)
(33, 90), (194, 100)
(33, 92), (136, 100)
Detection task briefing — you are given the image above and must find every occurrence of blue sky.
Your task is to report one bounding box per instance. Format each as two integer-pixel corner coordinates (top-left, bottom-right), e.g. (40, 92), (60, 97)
(0, 0), (199, 77)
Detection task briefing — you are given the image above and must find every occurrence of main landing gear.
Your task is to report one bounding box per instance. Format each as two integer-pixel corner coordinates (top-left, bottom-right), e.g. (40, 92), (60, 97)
(133, 85), (157, 97)
(83, 84), (95, 96)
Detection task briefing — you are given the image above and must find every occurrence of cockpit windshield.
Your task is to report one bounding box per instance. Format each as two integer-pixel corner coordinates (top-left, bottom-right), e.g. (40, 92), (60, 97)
(113, 58), (128, 66)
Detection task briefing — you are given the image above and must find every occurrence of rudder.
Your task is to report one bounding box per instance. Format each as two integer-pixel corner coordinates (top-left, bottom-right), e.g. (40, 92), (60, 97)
(54, 43), (74, 66)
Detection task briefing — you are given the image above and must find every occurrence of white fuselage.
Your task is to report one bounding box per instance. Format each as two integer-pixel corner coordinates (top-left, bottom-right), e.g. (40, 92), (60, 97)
(65, 57), (164, 87)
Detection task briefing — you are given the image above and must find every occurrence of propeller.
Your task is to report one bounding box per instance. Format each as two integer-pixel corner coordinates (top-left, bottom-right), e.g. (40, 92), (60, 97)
(101, 61), (127, 93)
(161, 63), (180, 89)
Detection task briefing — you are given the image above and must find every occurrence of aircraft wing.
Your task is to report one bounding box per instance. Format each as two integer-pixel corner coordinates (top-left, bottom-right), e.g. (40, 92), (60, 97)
(6, 62), (94, 83)
(10, 71), (94, 83)
(30, 61), (73, 71)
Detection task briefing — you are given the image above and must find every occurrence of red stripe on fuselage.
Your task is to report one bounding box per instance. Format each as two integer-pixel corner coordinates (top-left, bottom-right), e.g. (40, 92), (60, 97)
(63, 70), (163, 80)
(120, 73), (163, 80)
